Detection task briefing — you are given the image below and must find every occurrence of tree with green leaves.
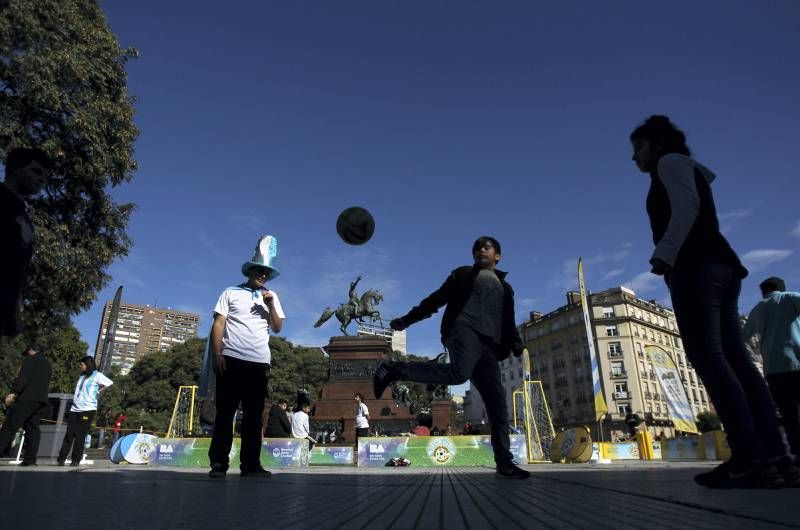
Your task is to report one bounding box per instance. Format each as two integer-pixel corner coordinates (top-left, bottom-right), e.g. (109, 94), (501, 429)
(0, 323), (87, 423)
(697, 411), (722, 433)
(268, 336), (329, 406)
(0, 0), (138, 342)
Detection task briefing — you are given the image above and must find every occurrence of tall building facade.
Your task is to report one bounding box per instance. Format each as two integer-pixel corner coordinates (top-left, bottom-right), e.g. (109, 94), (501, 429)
(95, 302), (200, 374)
(503, 286), (712, 441)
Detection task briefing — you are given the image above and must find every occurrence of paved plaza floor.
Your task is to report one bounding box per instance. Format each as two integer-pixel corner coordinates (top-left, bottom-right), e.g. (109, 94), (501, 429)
(1, 461), (798, 529)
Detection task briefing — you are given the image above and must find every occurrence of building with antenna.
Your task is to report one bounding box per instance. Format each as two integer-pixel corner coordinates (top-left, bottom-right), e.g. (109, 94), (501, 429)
(94, 301), (200, 374)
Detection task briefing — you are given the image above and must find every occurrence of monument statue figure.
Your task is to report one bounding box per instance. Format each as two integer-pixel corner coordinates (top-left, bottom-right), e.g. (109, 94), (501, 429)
(313, 277), (384, 335)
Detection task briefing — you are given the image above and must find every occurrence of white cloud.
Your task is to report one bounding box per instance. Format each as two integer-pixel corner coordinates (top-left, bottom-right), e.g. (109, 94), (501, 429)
(718, 209), (753, 222)
(550, 244), (633, 292)
(622, 271), (661, 294)
(602, 268), (625, 280)
(519, 297), (539, 308)
(791, 221), (800, 239)
(741, 249), (793, 272)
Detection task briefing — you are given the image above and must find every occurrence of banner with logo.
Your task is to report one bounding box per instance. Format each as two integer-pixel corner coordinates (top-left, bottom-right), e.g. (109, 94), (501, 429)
(578, 259), (608, 421)
(110, 433), (157, 465)
(645, 345), (699, 434)
(357, 435), (527, 468)
(150, 438), (308, 467)
(599, 442), (640, 460)
(309, 446), (354, 465)
(661, 436), (704, 460)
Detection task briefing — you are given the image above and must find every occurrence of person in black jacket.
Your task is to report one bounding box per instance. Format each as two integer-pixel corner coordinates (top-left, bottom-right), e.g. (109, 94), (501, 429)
(630, 115), (798, 489)
(373, 236), (529, 479)
(0, 345), (52, 465)
(264, 399), (291, 438)
(0, 148), (52, 338)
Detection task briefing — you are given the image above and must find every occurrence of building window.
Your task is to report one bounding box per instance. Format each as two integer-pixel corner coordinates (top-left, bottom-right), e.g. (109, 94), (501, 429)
(617, 404), (632, 415)
(611, 361), (625, 377)
(606, 325), (619, 337)
(609, 342), (622, 356)
(602, 307), (615, 318)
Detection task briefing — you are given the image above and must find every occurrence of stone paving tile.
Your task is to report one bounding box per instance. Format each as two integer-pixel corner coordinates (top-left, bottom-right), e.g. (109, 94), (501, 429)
(0, 463), (798, 530)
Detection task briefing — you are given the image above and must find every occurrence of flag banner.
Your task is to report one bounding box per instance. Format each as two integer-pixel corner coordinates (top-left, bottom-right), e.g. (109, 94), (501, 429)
(646, 345), (699, 434)
(578, 259), (608, 421)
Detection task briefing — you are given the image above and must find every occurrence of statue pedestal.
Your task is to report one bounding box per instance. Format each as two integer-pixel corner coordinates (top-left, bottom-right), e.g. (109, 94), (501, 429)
(312, 336), (415, 443)
(431, 399), (452, 433)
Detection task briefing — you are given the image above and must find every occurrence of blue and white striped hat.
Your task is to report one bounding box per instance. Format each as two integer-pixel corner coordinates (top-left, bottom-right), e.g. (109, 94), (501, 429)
(241, 235), (280, 280)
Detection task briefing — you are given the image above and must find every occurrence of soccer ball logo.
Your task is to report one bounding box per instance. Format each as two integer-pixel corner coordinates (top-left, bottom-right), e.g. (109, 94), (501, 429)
(427, 438), (456, 465)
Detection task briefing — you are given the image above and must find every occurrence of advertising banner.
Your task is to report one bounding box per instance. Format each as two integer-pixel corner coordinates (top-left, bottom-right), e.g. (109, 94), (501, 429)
(599, 442), (640, 460)
(357, 435), (527, 468)
(646, 345), (699, 434)
(661, 436), (705, 460)
(110, 433), (157, 465)
(309, 446), (354, 466)
(150, 438), (308, 467)
(578, 259), (608, 421)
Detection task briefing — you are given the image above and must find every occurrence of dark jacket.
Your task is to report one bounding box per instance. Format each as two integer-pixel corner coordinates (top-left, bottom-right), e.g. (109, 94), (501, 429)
(265, 404), (291, 437)
(0, 182), (34, 336)
(398, 265), (523, 360)
(11, 352), (52, 403)
(647, 166), (747, 278)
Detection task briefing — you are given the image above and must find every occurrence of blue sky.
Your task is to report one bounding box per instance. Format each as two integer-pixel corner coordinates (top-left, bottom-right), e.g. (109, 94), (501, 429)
(70, 1), (799, 394)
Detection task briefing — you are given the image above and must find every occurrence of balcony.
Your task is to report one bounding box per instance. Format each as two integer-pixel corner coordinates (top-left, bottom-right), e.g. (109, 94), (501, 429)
(613, 391), (629, 399)
(610, 371), (627, 379)
(608, 351), (623, 358)
(644, 392), (652, 399)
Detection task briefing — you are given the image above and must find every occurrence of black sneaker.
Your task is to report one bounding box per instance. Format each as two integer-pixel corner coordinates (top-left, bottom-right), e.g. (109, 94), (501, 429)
(240, 466), (272, 479)
(771, 455), (800, 488)
(19, 461), (37, 467)
(373, 361), (396, 399)
(56, 460), (65, 467)
(694, 460), (784, 489)
(209, 463), (227, 479)
(496, 463), (530, 479)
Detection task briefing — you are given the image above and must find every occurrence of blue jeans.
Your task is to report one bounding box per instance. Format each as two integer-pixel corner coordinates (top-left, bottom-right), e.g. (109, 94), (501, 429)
(669, 262), (788, 462)
(396, 323), (513, 466)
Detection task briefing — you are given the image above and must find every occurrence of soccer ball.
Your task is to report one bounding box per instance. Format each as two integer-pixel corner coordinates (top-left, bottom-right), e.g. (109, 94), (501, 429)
(336, 206), (375, 246)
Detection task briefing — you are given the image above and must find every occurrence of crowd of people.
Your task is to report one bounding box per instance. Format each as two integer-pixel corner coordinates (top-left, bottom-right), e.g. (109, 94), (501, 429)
(2, 115), (800, 488)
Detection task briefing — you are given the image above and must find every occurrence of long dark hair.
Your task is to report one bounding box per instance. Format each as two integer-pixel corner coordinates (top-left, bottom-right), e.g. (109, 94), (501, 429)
(80, 356), (96, 376)
(630, 115), (692, 157)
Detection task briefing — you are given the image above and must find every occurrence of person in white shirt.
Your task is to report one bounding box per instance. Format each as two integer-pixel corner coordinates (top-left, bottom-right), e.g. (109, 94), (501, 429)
(208, 236), (285, 479)
(57, 356), (112, 466)
(354, 392), (370, 439)
(291, 403), (315, 450)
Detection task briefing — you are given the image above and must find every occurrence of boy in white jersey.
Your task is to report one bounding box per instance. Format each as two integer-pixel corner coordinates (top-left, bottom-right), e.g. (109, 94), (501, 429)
(208, 236), (285, 479)
(57, 356), (112, 466)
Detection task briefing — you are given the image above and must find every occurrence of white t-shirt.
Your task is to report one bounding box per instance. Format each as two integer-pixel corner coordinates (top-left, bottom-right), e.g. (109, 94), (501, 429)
(355, 402), (369, 428)
(291, 410), (311, 439)
(214, 285), (285, 364)
(70, 371), (113, 412)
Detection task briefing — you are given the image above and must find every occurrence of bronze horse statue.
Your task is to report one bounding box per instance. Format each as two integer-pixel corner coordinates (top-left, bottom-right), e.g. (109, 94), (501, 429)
(313, 288), (384, 335)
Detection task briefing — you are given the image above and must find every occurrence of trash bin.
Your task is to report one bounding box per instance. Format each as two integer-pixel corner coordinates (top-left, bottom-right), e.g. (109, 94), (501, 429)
(37, 393), (72, 459)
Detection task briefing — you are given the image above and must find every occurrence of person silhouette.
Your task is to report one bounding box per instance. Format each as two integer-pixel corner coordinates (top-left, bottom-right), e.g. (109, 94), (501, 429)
(630, 115), (798, 488)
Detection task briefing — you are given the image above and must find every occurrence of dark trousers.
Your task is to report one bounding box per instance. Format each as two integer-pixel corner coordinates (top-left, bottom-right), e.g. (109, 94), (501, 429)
(355, 427), (369, 439)
(669, 263), (787, 463)
(766, 371), (800, 457)
(0, 400), (47, 463)
(396, 323), (513, 466)
(58, 410), (96, 464)
(208, 356), (269, 471)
